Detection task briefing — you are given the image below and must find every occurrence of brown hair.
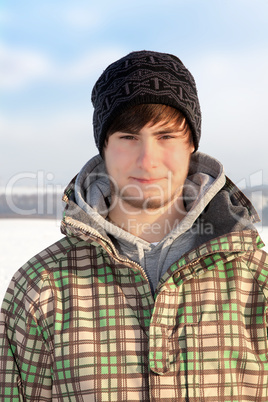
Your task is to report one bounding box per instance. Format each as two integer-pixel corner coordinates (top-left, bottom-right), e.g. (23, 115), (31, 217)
(104, 104), (192, 146)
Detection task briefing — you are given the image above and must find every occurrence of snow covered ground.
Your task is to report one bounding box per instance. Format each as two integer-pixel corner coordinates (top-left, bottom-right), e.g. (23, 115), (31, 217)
(0, 219), (62, 304)
(1, 219), (268, 304)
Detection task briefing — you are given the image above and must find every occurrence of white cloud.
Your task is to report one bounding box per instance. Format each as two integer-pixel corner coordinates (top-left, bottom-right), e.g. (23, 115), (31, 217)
(0, 42), (125, 90)
(187, 49), (268, 183)
(62, 7), (102, 30)
(1, 110), (92, 142)
(0, 10), (12, 25)
(193, 49), (268, 130)
(56, 47), (125, 83)
(0, 43), (52, 90)
(1, 109), (97, 186)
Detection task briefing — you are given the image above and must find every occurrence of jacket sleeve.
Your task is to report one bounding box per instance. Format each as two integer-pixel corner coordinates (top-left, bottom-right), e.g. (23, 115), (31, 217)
(246, 248), (268, 296)
(0, 270), (54, 401)
(244, 248), (268, 339)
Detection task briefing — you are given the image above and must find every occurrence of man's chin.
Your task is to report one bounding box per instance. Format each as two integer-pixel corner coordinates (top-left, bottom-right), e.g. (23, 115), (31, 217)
(117, 193), (180, 213)
(123, 198), (165, 210)
(110, 186), (184, 214)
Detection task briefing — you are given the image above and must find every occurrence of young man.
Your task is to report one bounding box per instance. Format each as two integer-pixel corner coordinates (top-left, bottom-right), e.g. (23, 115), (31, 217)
(1, 51), (268, 401)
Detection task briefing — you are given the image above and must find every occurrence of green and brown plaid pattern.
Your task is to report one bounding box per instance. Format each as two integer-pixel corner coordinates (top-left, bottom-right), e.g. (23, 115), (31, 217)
(1, 228), (268, 401)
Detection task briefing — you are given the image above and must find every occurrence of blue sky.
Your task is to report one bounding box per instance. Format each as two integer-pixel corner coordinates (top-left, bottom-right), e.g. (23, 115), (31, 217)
(1, 0), (268, 190)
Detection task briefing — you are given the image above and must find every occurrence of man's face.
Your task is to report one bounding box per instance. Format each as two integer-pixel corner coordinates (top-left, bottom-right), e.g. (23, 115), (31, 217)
(104, 121), (194, 213)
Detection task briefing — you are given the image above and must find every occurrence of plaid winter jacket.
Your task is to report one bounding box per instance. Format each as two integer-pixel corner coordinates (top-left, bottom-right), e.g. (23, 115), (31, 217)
(1, 214), (268, 401)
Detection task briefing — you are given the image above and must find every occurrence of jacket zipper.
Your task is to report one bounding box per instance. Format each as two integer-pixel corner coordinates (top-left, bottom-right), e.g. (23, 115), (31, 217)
(63, 216), (152, 290)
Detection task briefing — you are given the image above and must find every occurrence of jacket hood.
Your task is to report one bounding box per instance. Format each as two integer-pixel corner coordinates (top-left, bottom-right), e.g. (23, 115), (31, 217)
(62, 151), (259, 237)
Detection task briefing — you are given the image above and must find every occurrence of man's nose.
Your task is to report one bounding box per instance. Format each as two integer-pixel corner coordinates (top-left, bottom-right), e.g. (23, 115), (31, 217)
(137, 140), (158, 170)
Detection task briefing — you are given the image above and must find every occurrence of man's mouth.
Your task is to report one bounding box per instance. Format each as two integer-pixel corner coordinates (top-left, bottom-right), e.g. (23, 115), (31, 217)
(130, 177), (165, 184)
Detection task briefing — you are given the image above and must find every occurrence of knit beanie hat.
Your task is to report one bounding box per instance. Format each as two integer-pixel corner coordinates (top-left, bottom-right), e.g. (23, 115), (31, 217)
(91, 50), (201, 153)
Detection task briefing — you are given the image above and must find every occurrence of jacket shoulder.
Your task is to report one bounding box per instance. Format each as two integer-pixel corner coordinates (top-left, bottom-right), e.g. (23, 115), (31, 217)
(1, 235), (100, 313)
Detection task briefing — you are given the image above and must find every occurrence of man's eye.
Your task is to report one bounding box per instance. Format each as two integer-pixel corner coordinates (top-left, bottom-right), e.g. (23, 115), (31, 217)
(160, 135), (173, 140)
(120, 135), (136, 140)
